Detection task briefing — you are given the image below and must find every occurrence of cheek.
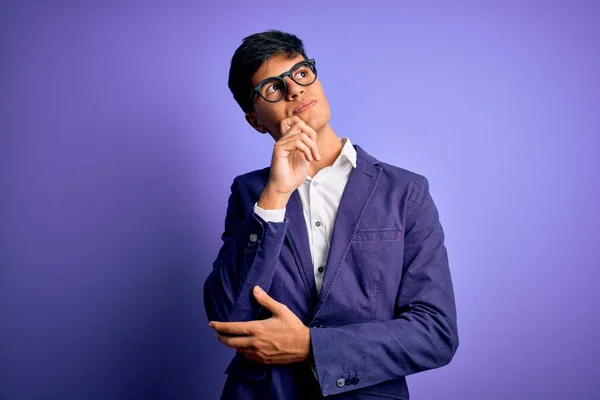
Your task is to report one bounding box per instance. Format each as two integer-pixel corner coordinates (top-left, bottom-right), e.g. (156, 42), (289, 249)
(319, 98), (331, 118)
(312, 96), (331, 125)
(312, 84), (330, 116)
(256, 106), (286, 130)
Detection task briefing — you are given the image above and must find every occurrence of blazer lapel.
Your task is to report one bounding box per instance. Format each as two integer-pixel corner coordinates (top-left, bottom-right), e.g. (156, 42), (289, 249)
(285, 190), (318, 304)
(258, 170), (316, 305)
(311, 148), (382, 317)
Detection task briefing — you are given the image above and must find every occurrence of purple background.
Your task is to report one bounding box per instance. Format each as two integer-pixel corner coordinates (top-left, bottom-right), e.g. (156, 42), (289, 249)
(1, 1), (598, 399)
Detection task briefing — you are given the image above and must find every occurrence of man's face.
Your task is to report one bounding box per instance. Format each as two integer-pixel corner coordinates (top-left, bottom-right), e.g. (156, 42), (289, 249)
(245, 53), (331, 140)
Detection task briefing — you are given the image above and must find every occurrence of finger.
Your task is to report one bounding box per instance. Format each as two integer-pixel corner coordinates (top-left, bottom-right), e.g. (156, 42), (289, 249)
(279, 118), (304, 140)
(280, 116), (303, 136)
(280, 119), (314, 140)
(215, 332), (254, 349)
(297, 120), (318, 143)
(276, 137), (313, 162)
(276, 122), (320, 162)
(279, 129), (317, 153)
(253, 286), (285, 315)
(209, 320), (256, 336)
(284, 130), (320, 162)
(297, 127), (321, 161)
(289, 121), (320, 161)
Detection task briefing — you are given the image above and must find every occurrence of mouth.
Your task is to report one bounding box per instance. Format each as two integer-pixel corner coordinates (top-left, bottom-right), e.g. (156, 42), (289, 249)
(293, 100), (316, 115)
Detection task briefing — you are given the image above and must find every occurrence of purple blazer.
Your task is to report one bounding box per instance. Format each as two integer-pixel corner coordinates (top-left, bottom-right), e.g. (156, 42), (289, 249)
(204, 145), (459, 399)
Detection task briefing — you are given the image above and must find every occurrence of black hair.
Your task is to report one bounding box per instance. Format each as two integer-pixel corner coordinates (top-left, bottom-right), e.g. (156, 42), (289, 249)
(228, 30), (308, 113)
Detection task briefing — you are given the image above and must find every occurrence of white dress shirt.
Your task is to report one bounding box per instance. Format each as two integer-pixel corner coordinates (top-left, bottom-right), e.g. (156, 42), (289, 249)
(254, 137), (357, 295)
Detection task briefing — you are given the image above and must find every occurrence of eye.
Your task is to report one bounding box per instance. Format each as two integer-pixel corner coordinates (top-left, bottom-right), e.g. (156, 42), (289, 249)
(265, 82), (281, 94)
(294, 67), (309, 80)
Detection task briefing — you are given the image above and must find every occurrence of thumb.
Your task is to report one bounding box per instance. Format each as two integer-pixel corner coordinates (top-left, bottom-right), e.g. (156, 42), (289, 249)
(253, 286), (283, 315)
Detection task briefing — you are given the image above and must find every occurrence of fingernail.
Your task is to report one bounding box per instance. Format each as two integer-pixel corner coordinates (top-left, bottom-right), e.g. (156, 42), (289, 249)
(253, 286), (263, 296)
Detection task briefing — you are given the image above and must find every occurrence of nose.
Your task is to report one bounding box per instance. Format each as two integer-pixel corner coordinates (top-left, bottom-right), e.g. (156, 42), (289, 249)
(285, 77), (305, 100)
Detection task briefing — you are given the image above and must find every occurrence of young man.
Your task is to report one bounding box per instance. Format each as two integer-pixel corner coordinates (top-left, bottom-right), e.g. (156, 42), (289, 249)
(204, 30), (459, 399)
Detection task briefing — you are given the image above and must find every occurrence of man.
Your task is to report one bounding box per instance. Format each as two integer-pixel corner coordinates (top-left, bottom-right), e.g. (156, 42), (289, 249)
(204, 30), (458, 399)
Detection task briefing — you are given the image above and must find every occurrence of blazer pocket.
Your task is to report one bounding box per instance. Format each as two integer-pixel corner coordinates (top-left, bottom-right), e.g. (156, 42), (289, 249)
(225, 353), (267, 381)
(352, 228), (402, 242)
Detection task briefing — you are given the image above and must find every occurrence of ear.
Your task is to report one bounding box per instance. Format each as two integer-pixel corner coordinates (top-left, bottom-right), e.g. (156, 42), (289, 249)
(245, 112), (268, 134)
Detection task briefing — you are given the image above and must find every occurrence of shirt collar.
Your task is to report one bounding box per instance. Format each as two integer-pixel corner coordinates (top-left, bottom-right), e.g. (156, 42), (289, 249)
(305, 137), (357, 182)
(335, 137), (357, 168)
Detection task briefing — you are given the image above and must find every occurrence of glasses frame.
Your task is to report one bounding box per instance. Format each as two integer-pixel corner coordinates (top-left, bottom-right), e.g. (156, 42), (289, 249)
(251, 58), (317, 103)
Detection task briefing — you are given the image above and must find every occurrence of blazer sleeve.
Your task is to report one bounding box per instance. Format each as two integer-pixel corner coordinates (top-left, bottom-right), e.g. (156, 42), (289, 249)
(203, 176), (289, 322)
(309, 175), (459, 396)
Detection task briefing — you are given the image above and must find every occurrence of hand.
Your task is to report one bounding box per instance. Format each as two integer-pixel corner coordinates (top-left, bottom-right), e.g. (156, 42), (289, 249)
(258, 116), (321, 209)
(209, 286), (311, 365)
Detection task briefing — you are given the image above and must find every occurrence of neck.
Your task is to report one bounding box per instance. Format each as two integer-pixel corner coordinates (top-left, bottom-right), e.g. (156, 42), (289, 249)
(309, 123), (343, 177)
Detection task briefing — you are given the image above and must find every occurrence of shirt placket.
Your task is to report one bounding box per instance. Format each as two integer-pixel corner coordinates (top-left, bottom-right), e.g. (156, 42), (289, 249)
(310, 169), (330, 294)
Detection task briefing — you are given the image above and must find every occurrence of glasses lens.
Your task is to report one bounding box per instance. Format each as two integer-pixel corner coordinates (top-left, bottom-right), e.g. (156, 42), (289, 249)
(259, 78), (286, 102)
(290, 62), (317, 86)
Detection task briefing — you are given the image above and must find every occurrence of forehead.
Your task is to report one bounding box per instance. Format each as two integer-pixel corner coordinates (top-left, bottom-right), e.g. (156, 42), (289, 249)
(251, 53), (306, 86)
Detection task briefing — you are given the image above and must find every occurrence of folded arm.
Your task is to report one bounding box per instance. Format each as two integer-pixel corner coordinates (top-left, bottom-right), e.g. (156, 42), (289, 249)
(203, 177), (289, 323)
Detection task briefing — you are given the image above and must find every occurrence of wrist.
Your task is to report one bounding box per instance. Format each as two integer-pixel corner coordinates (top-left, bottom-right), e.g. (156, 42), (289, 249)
(300, 326), (312, 363)
(258, 185), (291, 210)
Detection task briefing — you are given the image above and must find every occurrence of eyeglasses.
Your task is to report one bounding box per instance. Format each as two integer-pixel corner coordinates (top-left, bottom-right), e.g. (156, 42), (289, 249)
(252, 59), (317, 103)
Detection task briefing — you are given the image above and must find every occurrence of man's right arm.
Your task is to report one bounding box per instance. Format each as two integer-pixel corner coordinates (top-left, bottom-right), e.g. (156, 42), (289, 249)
(203, 178), (291, 323)
(204, 116), (319, 323)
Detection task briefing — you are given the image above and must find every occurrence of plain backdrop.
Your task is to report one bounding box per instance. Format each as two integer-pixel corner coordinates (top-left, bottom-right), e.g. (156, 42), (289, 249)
(1, 1), (598, 399)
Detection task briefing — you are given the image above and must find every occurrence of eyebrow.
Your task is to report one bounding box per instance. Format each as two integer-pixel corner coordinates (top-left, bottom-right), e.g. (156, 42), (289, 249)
(262, 59), (303, 80)
(254, 68), (286, 87)
(265, 68), (288, 81)
(253, 58), (307, 89)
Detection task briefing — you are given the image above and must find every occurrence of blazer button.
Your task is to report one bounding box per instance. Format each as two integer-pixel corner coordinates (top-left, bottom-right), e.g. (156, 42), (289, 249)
(336, 378), (345, 388)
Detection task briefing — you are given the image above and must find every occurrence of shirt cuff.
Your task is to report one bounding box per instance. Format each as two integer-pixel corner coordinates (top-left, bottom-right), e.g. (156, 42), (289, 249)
(253, 202), (286, 223)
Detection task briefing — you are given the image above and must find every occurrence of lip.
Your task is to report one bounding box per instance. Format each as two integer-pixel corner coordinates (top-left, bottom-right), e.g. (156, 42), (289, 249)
(293, 100), (316, 114)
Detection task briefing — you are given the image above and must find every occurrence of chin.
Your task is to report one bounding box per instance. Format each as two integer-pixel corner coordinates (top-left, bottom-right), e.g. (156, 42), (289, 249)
(288, 105), (330, 133)
(310, 114), (330, 133)
(304, 118), (322, 133)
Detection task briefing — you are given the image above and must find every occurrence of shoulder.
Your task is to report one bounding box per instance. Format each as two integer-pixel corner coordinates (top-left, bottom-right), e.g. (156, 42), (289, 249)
(232, 166), (270, 187)
(355, 144), (428, 188)
(228, 166), (270, 203)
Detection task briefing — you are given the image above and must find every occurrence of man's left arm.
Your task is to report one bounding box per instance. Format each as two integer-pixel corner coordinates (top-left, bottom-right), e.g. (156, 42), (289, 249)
(309, 175), (459, 395)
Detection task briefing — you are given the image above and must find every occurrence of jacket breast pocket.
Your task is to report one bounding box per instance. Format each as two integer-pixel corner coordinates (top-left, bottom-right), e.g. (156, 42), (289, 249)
(352, 228), (402, 242)
(347, 227), (404, 320)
